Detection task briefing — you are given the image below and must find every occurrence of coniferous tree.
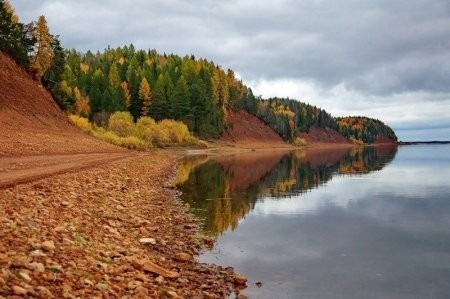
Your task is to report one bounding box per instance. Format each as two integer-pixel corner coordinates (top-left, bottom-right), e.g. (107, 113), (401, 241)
(0, 0), (34, 66)
(138, 77), (151, 116)
(172, 76), (191, 121)
(30, 15), (53, 79)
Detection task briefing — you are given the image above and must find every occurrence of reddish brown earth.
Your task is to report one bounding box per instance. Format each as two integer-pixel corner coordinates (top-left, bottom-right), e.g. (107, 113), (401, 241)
(0, 53), (241, 298)
(0, 53), (122, 156)
(220, 110), (291, 149)
(375, 134), (398, 145)
(299, 127), (351, 146)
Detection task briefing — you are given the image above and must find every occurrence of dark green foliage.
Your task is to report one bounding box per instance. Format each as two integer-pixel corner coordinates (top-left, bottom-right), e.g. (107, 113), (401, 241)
(53, 45), (244, 138)
(0, 0), (34, 66)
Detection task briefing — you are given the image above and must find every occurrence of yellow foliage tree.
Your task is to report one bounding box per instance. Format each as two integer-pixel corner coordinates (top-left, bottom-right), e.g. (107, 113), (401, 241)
(139, 77), (152, 116)
(80, 62), (90, 74)
(121, 81), (131, 109)
(30, 15), (53, 79)
(74, 87), (90, 117)
(3, 0), (19, 23)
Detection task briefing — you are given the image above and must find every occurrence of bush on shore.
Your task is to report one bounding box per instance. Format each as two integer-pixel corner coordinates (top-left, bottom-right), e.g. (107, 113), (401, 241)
(69, 112), (207, 150)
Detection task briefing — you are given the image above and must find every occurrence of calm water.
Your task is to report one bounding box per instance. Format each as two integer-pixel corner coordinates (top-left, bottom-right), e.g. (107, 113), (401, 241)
(176, 145), (450, 299)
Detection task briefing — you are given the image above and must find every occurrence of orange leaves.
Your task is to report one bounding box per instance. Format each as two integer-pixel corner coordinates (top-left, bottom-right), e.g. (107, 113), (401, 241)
(74, 87), (90, 117)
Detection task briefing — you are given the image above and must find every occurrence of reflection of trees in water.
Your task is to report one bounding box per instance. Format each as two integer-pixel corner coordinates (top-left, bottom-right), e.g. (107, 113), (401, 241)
(177, 146), (398, 236)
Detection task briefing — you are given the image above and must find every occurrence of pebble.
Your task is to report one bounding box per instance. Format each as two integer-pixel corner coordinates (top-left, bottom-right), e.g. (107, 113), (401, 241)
(28, 262), (45, 272)
(139, 237), (156, 245)
(12, 285), (27, 295)
(96, 282), (109, 291)
(37, 286), (53, 298)
(135, 286), (148, 298)
(175, 252), (192, 262)
(155, 276), (164, 284)
(29, 250), (46, 257)
(234, 275), (247, 285)
(18, 271), (32, 282)
(41, 240), (55, 251)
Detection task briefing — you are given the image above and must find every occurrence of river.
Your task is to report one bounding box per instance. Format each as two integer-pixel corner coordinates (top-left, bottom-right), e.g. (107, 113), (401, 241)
(176, 144), (450, 299)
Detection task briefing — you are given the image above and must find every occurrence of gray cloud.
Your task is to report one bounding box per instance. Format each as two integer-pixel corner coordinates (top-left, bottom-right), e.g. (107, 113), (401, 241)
(9, 0), (450, 140)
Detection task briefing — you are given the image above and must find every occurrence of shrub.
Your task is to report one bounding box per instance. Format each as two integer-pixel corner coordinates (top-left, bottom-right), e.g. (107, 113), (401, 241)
(92, 127), (148, 150)
(135, 116), (157, 141)
(108, 112), (135, 137)
(159, 119), (191, 144)
(68, 115), (92, 133)
(293, 137), (307, 147)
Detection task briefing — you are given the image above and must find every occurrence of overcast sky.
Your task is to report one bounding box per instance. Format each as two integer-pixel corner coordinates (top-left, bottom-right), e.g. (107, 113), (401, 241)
(10, 0), (450, 141)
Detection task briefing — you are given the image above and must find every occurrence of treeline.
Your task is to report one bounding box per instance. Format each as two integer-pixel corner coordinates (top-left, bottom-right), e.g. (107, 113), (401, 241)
(336, 116), (398, 144)
(1, 0), (398, 144)
(246, 97), (337, 142)
(54, 46), (252, 138)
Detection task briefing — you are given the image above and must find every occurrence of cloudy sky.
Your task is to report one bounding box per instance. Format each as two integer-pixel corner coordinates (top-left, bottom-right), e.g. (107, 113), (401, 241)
(10, 0), (450, 141)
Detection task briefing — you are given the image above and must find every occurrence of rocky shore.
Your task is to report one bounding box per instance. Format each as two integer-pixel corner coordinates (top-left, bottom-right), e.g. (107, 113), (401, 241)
(0, 152), (244, 298)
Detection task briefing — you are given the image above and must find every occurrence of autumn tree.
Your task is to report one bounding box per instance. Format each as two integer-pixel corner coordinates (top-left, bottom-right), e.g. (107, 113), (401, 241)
(138, 77), (151, 116)
(74, 87), (90, 117)
(30, 15), (53, 79)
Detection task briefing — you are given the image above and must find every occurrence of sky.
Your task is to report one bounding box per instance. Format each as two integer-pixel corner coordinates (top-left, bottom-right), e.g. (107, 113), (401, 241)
(10, 0), (450, 141)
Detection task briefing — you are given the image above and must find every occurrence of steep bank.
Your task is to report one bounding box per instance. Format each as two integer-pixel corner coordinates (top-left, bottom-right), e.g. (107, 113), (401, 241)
(0, 52), (121, 156)
(220, 110), (291, 149)
(299, 127), (351, 146)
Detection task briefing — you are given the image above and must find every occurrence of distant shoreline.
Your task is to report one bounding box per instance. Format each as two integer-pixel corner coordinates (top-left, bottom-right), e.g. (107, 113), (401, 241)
(399, 141), (450, 145)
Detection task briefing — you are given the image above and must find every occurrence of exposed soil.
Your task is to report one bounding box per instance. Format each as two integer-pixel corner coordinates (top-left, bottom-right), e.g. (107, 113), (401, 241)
(0, 53), (122, 156)
(0, 153), (134, 189)
(220, 110), (291, 149)
(299, 127), (351, 146)
(375, 134), (397, 145)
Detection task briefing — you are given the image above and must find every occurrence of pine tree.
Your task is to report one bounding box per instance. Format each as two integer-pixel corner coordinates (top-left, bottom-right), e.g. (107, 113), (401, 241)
(30, 16), (53, 79)
(0, 0), (34, 66)
(172, 76), (191, 121)
(150, 73), (173, 121)
(138, 77), (151, 117)
(43, 35), (65, 92)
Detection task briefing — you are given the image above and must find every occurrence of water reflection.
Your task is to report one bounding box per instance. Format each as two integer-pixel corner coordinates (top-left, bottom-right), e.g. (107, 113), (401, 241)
(176, 146), (397, 236)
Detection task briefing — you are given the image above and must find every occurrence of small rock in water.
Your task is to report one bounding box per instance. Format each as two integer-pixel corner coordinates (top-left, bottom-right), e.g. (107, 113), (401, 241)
(174, 252), (192, 262)
(256, 281), (263, 288)
(139, 238), (156, 245)
(234, 274), (247, 285)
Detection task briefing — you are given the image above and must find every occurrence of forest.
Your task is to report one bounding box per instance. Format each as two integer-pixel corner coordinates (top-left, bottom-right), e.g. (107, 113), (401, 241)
(1, 0), (398, 144)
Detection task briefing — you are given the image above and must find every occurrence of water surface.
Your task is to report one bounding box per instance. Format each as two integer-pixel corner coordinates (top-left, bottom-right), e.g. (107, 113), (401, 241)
(177, 145), (450, 299)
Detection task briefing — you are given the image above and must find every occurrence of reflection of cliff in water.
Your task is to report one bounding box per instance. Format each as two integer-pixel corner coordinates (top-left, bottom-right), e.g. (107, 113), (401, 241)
(177, 146), (397, 236)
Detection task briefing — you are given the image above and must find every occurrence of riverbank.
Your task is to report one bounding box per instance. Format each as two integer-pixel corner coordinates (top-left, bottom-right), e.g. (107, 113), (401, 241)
(0, 152), (244, 298)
